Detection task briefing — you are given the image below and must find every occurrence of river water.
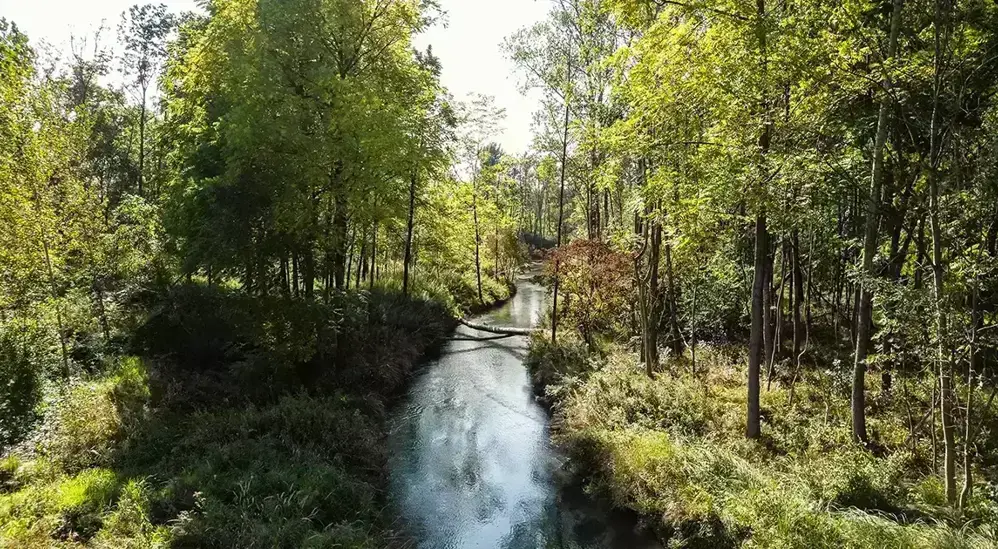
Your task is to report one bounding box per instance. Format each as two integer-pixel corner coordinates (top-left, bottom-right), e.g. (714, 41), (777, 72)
(388, 271), (660, 549)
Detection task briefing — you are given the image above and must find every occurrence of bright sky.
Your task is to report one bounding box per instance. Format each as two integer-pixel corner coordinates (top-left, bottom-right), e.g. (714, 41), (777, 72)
(415, 0), (548, 154)
(0, 0), (548, 154)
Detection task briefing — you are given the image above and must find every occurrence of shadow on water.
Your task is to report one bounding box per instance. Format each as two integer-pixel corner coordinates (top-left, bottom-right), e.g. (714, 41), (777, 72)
(388, 271), (661, 549)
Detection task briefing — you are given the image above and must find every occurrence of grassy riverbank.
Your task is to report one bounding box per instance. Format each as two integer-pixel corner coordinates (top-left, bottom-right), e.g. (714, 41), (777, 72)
(528, 337), (998, 548)
(0, 278), (510, 548)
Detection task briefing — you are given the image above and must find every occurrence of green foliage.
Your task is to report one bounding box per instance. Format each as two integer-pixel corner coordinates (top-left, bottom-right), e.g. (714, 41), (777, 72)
(2, 1), (524, 547)
(42, 358), (150, 473)
(543, 345), (998, 548)
(526, 332), (597, 396)
(133, 283), (453, 403)
(91, 479), (168, 548)
(0, 330), (43, 448)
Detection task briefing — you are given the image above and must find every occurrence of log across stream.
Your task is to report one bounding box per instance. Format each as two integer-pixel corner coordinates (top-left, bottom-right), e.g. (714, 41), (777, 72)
(386, 270), (661, 548)
(453, 317), (539, 339)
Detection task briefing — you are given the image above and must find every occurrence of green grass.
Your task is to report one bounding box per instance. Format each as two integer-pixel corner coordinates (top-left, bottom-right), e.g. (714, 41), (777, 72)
(0, 355), (162, 547)
(530, 338), (998, 548)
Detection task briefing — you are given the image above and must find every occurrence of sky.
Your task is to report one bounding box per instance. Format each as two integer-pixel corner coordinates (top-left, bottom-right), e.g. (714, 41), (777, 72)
(0, 0), (548, 154)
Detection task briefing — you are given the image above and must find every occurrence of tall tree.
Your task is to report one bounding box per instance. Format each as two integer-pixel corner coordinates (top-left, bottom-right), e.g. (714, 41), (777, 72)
(119, 3), (174, 197)
(851, 0), (905, 445)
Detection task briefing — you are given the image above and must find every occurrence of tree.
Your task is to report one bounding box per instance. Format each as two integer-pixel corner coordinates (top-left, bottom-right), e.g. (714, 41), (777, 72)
(119, 3), (174, 197)
(851, 0), (905, 445)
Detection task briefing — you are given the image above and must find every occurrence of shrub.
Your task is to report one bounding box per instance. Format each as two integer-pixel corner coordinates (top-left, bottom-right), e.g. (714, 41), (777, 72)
(0, 467), (120, 546)
(525, 333), (593, 393)
(124, 394), (387, 548)
(0, 454), (21, 491)
(57, 468), (120, 539)
(545, 240), (633, 346)
(2, 282), (454, 548)
(44, 358), (149, 472)
(0, 330), (43, 448)
(133, 283), (454, 406)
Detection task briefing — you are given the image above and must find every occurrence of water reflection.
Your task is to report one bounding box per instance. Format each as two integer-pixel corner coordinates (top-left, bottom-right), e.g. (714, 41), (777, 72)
(389, 272), (660, 549)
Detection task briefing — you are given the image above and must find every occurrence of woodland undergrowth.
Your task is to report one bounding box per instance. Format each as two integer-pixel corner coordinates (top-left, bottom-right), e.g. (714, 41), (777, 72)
(528, 337), (998, 549)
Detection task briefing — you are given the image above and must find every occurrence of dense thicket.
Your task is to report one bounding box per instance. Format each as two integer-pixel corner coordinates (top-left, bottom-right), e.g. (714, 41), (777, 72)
(513, 0), (998, 545)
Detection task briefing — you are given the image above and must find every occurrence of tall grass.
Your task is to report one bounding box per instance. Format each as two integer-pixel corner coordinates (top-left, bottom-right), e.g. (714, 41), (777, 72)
(530, 339), (998, 548)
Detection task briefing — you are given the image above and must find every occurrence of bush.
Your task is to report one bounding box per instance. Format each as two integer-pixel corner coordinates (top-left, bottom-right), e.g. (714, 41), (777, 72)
(43, 357), (150, 472)
(545, 240), (633, 346)
(525, 333), (593, 392)
(116, 393), (388, 548)
(0, 467), (120, 546)
(90, 480), (168, 548)
(133, 283), (454, 406)
(57, 468), (121, 539)
(0, 330), (43, 448)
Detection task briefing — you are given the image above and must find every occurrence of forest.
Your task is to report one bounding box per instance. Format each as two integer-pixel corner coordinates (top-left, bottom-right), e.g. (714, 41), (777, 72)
(2, 0), (998, 547)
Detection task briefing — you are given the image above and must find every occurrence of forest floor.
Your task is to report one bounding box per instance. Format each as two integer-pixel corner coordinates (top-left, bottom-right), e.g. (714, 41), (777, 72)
(527, 336), (998, 549)
(0, 279), (511, 548)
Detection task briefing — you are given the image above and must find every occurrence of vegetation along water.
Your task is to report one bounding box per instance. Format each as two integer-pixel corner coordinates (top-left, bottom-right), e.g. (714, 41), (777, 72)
(2, 0), (998, 547)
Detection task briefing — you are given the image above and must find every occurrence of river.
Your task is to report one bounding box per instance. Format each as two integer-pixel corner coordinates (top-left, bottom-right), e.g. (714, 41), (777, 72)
(388, 270), (661, 549)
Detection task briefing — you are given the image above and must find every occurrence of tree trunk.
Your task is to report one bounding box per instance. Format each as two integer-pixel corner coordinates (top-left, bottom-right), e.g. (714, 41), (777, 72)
(646, 217), (662, 374)
(332, 200), (348, 291)
(292, 252), (299, 298)
(763, 244), (788, 391)
(472, 179), (484, 304)
(664, 239), (683, 356)
(931, 165), (955, 503)
(763, 243), (775, 375)
(603, 189), (610, 240)
(280, 255), (290, 298)
(244, 255), (254, 293)
(792, 231), (804, 372)
(356, 226), (367, 289)
(690, 281), (698, 376)
(459, 318), (537, 336)
(258, 247), (269, 297)
(767, 245), (788, 390)
(138, 85), (147, 196)
(853, 0), (904, 444)
(551, 85), (571, 344)
(748, 0), (772, 440)
(403, 171), (418, 296)
(92, 276), (110, 343)
(369, 219), (378, 291)
(929, 0), (956, 504)
(748, 212), (769, 439)
(959, 280), (979, 509)
(303, 247), (315, 300)
(494, 221), (500, 281)
(43, 241), (70, 378)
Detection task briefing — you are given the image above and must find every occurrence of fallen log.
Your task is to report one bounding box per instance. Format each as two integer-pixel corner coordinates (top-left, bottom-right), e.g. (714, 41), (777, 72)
(458, 318), (538, 336)
(449, 334), (518, 342)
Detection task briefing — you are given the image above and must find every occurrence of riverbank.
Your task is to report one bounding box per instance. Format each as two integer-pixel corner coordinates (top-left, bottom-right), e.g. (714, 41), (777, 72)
(526, 338), (998, 549)
(0, 281), (511, 548)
